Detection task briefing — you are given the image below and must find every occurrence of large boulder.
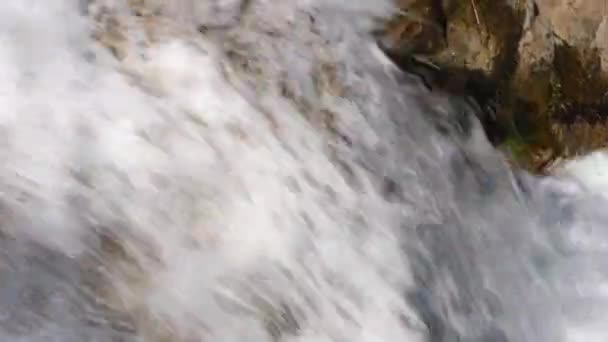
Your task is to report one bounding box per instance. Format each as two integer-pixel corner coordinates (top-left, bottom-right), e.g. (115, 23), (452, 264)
(381, 0), (608, 172)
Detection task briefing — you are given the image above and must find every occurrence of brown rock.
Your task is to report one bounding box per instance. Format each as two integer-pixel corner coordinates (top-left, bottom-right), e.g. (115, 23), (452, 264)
(380, 0), (608, 172)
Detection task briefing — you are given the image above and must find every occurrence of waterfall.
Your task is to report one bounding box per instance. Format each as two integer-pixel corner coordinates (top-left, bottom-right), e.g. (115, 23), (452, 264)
(0, 1), (606, 341)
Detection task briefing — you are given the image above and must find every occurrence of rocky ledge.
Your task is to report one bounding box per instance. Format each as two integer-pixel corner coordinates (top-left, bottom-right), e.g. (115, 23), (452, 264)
(380, 0), (608, 173)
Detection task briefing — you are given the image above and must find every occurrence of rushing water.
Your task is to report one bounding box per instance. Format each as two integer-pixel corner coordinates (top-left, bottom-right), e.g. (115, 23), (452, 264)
(1, 0), (608, 341)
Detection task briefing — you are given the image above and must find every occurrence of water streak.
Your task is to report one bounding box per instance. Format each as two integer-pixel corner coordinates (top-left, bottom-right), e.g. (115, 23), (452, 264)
(0, 1), (607, 341)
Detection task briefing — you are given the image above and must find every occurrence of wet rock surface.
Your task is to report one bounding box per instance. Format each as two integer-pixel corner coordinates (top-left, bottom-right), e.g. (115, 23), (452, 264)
(90, 0), (608, 173)
(381, 0), (608, 172)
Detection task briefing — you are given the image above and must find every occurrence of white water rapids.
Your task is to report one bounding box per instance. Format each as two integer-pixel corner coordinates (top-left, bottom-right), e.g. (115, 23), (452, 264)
(1, 0), (608, 341)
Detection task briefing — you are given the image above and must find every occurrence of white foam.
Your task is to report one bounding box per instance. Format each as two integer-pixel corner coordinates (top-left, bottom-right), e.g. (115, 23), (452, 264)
(0, 1), (426, 341)
(4, 1), (608, 341)
(554, 151), (608, 193)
